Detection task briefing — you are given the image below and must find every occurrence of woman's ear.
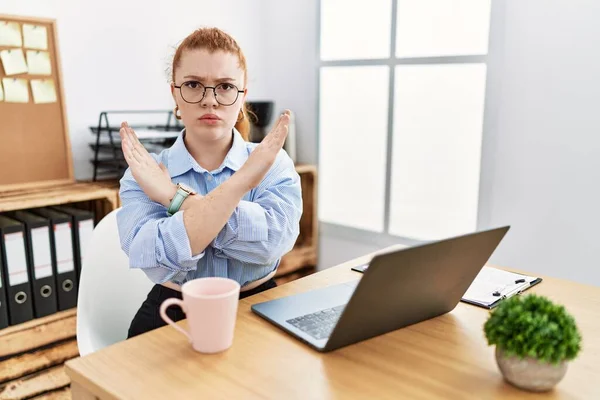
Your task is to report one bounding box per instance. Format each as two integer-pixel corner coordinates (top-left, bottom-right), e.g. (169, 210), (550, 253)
(170, 83), (177, 102)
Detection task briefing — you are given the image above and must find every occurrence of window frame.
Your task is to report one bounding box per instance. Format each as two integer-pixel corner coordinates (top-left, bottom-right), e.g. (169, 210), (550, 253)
(316, 0), (491, 242)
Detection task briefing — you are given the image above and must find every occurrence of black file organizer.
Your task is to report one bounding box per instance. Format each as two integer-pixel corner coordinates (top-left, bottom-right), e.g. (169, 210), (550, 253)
(90, 110), (183, 181)
(29, 208), (78, 311)
(0, 215), (35, 325)
(4, 210), (58, 318)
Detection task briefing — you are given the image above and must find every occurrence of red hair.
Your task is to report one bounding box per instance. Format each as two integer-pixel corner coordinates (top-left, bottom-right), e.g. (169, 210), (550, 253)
(172, 27), (250, 140)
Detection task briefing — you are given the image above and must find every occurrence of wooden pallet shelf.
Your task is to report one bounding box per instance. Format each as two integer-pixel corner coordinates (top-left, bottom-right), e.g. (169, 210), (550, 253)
(0, 182), (119, 225)
(0, 309), (77, 400)
(0, 182), (119, 400)
(277, 164), (318, 277)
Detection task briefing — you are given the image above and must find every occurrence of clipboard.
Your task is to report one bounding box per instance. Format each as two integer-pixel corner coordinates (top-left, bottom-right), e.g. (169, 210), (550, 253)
(351, 264), (542, 309)
(460, 266), (543, 309)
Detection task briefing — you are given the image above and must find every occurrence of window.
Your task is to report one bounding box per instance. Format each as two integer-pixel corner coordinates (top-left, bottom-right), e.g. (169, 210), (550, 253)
(318, 0), (492, 240)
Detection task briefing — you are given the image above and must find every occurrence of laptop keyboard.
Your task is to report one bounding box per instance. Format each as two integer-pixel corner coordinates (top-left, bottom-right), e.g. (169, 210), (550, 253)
(286, 305), (346, 340)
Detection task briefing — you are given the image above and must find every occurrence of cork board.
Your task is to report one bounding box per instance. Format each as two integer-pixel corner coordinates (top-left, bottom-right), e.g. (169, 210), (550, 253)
(0, 15), (73, 191)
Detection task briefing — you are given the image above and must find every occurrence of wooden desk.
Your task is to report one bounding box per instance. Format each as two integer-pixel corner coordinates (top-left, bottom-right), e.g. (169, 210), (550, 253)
(65, 249), (600, 399)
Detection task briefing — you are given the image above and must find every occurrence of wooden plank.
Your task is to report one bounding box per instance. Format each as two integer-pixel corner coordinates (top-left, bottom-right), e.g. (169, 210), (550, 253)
(0, 366), (70, 400)
(70, 382), (99, 400)
(277, 246), (317, 276)
(82, 179), (119, 190)
(274, 268), (314, 285)
(309, 167), (318, 250)
(0, 185), (114, 201)
(0, 340), (79, 383)
(0, 182), (115, 197)
(52, 15), (75, 185)
(0, 189), (117, 212)
(294, 164), (317, 175)
(297, 167), (317, 248)
(0, 182), (86, 198)
(30, 387), (71, 400)
(0, 316), (76, 358)
(0, 309), (75, 338)
(0, 180), (75, 194)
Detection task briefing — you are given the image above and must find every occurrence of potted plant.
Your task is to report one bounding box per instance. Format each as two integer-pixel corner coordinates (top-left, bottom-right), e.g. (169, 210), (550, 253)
(483, 294), (582, 392)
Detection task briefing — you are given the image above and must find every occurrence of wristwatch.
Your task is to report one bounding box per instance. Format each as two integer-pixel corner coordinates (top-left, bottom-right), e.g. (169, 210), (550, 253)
(167, 183), (196, 216)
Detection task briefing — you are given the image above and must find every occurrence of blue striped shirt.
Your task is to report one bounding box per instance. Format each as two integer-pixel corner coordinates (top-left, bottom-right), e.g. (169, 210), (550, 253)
(116, 128), (303, 287)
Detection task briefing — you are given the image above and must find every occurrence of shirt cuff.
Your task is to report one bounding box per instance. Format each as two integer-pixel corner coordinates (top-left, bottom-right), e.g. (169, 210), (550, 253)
(171, 210), (206, 261)
(236, 200), (269, 242)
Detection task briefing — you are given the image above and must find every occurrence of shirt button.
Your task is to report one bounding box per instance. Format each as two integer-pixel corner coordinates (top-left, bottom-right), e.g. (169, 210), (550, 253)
(207, 175), (213, 182)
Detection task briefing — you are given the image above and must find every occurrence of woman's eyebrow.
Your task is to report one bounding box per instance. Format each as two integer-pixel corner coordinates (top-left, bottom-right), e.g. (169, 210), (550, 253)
(183, 75), (236, 83)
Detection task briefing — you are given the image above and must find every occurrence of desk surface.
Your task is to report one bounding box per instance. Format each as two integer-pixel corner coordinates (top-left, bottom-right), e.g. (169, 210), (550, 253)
(66, 249), (600, 400)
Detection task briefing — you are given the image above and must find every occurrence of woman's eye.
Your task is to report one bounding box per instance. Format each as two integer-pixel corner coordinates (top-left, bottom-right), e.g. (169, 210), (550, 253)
(184, 81), (202, 90)
(219, 83), (234, 91)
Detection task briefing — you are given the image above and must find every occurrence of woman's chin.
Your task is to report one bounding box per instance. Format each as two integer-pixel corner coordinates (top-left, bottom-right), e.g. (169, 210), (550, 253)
(185, 125), (231, 141)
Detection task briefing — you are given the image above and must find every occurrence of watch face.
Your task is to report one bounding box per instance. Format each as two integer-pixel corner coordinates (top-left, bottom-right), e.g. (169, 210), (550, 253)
(178, 183), (196, 195)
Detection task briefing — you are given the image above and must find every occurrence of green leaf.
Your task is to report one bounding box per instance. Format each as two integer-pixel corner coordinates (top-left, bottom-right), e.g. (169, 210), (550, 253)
(483, 294), (582, 364)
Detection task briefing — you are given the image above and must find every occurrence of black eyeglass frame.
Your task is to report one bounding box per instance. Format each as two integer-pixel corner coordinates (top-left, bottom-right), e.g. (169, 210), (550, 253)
(173, 81), (245, 106)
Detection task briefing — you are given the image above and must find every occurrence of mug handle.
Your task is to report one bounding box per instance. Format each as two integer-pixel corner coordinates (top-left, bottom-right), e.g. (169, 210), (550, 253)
(159, 298), (192, 343)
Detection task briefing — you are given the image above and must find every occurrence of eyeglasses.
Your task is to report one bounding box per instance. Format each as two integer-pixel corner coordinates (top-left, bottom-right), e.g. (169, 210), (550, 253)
(173, 81), (245, 106)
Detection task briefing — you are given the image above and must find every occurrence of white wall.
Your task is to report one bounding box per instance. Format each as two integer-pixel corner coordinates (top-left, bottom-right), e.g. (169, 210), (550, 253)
(2, 0), (269, 180)
(262, 0), (319, 165)
(318, 232), (379, 271)
(478, 0), (600, 286)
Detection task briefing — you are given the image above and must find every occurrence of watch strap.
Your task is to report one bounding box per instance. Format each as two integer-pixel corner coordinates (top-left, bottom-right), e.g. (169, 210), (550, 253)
(167, 187), (190, 216)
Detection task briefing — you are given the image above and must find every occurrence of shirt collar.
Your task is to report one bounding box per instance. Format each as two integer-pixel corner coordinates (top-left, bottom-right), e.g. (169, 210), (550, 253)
(168, 128), (247, 178)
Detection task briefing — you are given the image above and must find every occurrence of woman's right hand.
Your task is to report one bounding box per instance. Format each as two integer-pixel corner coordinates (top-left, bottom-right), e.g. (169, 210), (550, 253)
(237, 110), (291, 190)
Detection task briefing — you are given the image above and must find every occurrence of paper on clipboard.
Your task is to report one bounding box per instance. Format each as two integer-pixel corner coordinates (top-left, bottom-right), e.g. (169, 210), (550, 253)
(462, 267), (540, 308)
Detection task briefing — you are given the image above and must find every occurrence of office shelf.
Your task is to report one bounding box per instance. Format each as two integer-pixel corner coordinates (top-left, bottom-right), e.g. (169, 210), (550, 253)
(0, 183), (120, 398)
(90, 110), (183, 181)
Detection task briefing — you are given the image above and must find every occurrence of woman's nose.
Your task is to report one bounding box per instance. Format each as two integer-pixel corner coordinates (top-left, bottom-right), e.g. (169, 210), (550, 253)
(200, 88), (219, 107)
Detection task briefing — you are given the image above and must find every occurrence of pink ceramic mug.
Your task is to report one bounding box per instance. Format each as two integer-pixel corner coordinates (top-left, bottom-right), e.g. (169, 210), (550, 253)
(159, 277), (240, 353)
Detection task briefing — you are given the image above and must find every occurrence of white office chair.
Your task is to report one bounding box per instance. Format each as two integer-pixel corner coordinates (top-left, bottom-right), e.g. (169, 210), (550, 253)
(76, 207), (154, 356)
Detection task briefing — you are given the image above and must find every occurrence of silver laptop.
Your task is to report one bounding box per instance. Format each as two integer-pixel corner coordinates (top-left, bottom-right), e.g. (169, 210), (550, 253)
(251, 226), (510, 352)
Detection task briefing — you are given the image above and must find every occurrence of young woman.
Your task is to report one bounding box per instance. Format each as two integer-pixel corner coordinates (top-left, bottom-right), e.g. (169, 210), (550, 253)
(116, 27), (302, 338)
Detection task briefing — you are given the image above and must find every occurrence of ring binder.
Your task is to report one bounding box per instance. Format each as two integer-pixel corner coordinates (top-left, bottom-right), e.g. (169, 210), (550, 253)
(50, 205), (94, 281)
(4, 210), (58, 318)
(30, 207), (78, 311)
(0, 215), (35, 325)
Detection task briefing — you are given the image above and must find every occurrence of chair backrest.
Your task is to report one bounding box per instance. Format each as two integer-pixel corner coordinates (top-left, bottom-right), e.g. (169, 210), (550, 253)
(76, 207), (154, 356)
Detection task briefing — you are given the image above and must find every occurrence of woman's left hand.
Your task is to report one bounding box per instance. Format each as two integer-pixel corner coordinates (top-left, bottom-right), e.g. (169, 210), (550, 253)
(120, 122), (176, 207)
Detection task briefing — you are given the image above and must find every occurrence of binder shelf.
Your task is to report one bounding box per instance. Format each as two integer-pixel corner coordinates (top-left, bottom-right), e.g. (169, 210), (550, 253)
(0, 181), (119, 217)
(0, 181), (119, 399)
